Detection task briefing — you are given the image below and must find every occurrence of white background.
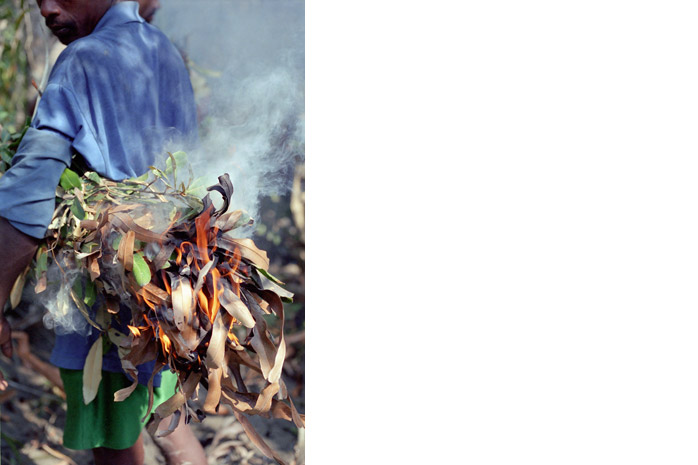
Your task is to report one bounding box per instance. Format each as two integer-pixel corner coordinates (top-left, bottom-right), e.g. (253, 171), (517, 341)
(308, 1), (698, 463)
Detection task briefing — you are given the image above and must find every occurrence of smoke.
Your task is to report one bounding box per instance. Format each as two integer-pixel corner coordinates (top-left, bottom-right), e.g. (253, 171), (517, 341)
(41, 267), (92, 336)
(157, 0), (305, 228)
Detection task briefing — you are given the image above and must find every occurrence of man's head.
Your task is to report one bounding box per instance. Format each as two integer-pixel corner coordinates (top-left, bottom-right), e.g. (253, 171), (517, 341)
(137, 0), (160, 23)
(36, 0), (116, 45)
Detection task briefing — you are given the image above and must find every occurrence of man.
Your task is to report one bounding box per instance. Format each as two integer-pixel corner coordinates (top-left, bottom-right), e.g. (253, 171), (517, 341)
(0, 2), (205, 464)
(137, 0), (160, 23)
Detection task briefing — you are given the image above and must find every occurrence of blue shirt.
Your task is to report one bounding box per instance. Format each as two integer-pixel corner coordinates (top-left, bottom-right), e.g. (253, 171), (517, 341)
(0, 1), (197, 238)
(0, 2), (197, 386)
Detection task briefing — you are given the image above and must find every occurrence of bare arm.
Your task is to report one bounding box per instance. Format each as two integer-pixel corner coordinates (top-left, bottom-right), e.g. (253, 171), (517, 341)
(0, 217), (40, 389)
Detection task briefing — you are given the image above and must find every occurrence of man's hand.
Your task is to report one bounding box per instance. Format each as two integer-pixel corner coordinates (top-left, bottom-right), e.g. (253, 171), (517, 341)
(0, 217), (40, 391)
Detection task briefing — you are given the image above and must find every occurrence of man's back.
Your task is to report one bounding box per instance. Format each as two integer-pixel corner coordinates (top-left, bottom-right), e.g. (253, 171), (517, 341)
(35, 2), (197, 180)
(0, 1), (197, 238)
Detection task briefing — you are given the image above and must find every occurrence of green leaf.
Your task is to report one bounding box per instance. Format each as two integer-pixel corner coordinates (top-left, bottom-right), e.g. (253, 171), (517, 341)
(60, 168), (82, 191)
(134, 171), (150, 182)
(132, 252), (151, 287)
(35, 246), (48, 275)
(70, 200), (86, 220)
(256, 267), (285, 285)
(165, 151), (188, 174)
(84, 279), (97, 307)
(80, 242), (99, 255)
(86, 172), (102, 184)
(72, 279), (85, 302)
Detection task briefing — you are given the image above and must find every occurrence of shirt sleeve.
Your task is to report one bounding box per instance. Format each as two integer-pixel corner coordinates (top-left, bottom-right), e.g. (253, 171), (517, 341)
(0, 82), (86, 238)
(0, 128), (74, 238)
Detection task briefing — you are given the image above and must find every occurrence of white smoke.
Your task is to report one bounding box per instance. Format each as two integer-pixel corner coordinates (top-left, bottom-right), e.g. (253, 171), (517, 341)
(156, 0), (305, 227)
(41, 268), (92, 336)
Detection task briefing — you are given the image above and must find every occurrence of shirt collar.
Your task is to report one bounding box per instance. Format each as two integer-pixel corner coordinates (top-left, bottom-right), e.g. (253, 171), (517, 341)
(93, 1), (143, 33)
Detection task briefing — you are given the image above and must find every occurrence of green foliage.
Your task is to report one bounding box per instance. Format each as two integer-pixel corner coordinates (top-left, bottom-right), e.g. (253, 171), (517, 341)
(132, 252), (151, 287)
(0, 0), (31, 133)
(0, 122), (28, 173)
(59, 168), (83, 191)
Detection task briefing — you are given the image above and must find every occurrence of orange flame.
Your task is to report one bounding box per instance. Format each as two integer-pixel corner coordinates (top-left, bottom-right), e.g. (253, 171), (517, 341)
(128, 325), (141, 337)
(162, 271), (172, 295)
(227, 327), (239, 344)
(177, 241), (194, 266)
(210, 268), (221, 321)
(143, 297), (156, 310)
(158, 322), (172, 355)
(143, 313), (154, 329)
(161, 331), (172, 355)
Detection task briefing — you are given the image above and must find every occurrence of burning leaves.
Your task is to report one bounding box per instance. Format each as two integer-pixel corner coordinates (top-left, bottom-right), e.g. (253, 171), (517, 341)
(28, 158), (302, 464)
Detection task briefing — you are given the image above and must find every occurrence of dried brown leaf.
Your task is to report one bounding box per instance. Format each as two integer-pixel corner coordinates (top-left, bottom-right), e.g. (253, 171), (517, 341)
(152, 242), (175, 270)
(9, 266), (29, 309)
(205, 311), (230, 370)
(220, 387), (301, 424)
(117, 230), (135, 271)
(214, 210), (242, 232)
(136, 282), (170, 304)
(147, 371), (201, 433)
(155, 409), (182, 438)
(203, 367), (223, 413)
(218, 237), (270, 270)
(256, 290), (284, 317)
(171, 277), (194, 332)
(244, 291), (279, 381)
(193, 259), (215, 295)
(111, 212), (165, 243)
(143, 360), (166, 422)
(133, 211), (155, 230)
(288, 396), (305, 429)
(88, 256), (101, 281)
(114, 379), (139, 402)
(123, 327), (158, 367)
(34, 273), (47, 294)
(83, 337), (103, 404)
(252, 382), (280, 414)
(249, 328), (278, 382)
(268, 335), (286, 385)
(219, 284), (255, 328)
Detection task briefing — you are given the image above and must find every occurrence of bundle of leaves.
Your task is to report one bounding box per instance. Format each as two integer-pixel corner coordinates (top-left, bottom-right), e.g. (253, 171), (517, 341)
(16, 154), (303, 464)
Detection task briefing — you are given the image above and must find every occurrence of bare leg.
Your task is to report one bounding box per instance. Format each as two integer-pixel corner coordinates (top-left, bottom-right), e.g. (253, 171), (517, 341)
(152, 414), (207, 465)
(93, 432), (145, 465)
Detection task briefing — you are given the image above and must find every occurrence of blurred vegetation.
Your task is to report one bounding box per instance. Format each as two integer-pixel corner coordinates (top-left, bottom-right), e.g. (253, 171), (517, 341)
(0, 0), (35, 174)
(0, 0), (32, 132)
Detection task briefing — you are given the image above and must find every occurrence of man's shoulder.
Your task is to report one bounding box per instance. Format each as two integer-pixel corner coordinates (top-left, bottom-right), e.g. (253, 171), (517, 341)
(52, 36), (109, 72)
(60, 23), (178, 65)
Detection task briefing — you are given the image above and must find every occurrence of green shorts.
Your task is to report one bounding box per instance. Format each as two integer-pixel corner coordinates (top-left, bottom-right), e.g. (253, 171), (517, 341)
(59, 368), (178, 450)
